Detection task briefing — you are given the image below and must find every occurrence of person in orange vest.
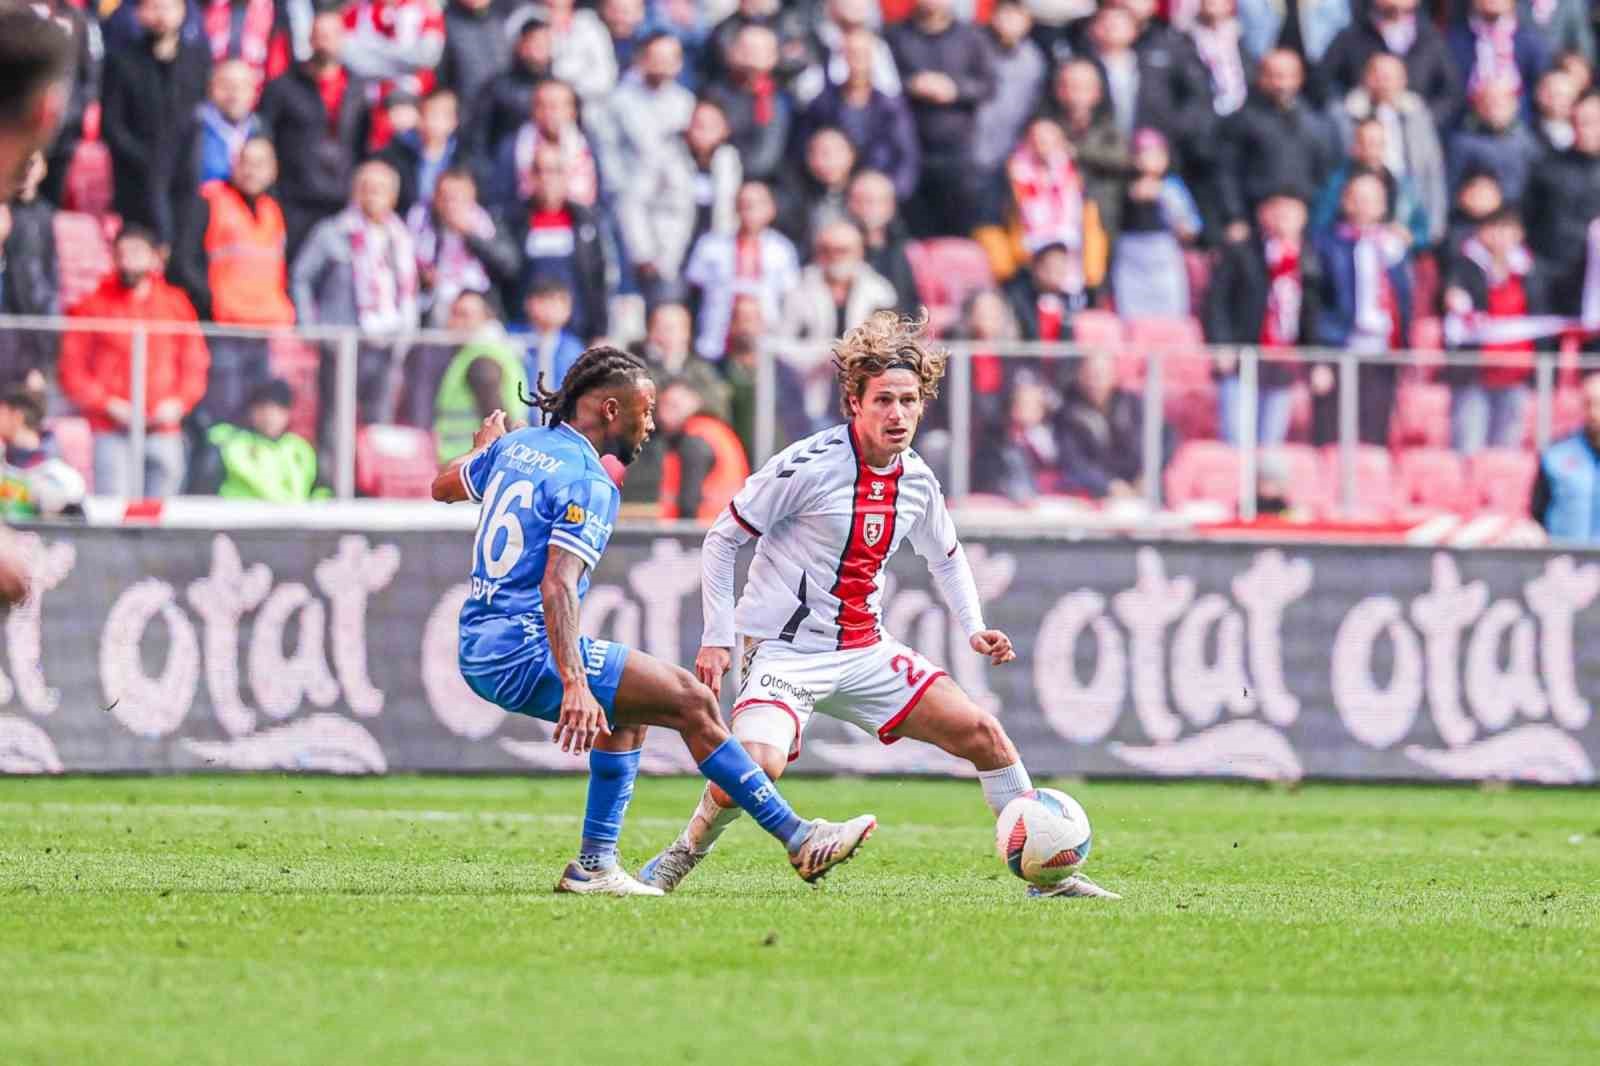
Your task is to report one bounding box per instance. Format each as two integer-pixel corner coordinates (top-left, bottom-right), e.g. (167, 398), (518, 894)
(170, 135), (296, 426)
(657, 377), (750, 522)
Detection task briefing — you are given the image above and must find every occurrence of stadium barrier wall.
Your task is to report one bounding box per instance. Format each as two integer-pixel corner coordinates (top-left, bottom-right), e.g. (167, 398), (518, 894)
(1, 525), (1596, 784)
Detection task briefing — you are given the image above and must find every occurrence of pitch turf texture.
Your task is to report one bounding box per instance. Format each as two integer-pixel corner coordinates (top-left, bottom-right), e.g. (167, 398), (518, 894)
(2, 777), (1597, 1066)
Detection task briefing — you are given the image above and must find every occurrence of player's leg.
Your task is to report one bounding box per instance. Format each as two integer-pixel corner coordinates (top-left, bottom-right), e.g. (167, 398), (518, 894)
(879, 670), (1120, 900)
(570, 725), (647, 878)
(639, 716), (792, 892)
(610, 648), (874, 884)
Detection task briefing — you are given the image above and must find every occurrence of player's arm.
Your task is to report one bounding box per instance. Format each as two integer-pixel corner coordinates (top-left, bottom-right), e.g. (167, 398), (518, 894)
(540, 544), (612, 755)
(431, 411), (511, 503)
(695, 447), (803, 695)
(914, 492), (1014, 666)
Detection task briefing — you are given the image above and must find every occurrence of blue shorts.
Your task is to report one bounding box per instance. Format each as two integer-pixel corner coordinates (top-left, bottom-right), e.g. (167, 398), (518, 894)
(461, 637), (631, 724)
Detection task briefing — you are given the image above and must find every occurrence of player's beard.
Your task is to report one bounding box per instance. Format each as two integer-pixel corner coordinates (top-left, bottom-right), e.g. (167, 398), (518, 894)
(605, 431), (646, 466)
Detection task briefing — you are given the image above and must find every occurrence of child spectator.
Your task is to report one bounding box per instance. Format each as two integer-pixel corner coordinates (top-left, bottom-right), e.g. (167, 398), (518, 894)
(190, 378), (326, 501)
(520, 277), (586, 390)
(1110, 128), (1202, 319)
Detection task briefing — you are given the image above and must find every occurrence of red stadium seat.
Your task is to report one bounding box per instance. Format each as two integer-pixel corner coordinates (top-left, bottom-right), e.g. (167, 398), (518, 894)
(1390, 382), (1451, 448)
(1409, 316), (1445, 379)
(1165, 383), (1218, 442)
(906, 238), (994, 336)
(63, 140), (112, 217)
(1164, 440), (1240, 509)
(268, 337), (322, 444)
(44, 416), (94, 494)
(355, 424), (437, 499)
(1394, 448), (1469, 515)
(54, 211), (113, 311)
(1266, 444), (1332, 515)
(1071, 309), (1124, 351)
(1321, 444), (1394, 519)
(1126, 316), (1211, 390)
(1468, 448), (1538, 515)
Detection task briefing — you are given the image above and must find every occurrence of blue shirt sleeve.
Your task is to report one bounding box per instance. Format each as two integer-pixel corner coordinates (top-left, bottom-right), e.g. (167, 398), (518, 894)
(460, 437), (503, 502)
(545, 473), (620, 570)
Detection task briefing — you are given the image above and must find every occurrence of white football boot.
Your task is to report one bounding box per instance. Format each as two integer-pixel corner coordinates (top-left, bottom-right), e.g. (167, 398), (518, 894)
(553, 861), (665, 896)
(1027, 873), (1122, 900)
(637, 836), (707, 893)
(789, 815), (877, 884)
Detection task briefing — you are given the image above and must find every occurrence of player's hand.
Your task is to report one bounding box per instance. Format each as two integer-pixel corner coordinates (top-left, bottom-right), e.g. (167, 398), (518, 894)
(695, 645), (732, 699)
(554, 683), (611, 755)
(970, 629), (1015, 666)
(472, 410), (509, 450)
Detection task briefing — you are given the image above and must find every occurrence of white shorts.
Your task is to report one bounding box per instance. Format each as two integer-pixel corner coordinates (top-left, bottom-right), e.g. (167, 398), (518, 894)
(729, 636), (947, 763)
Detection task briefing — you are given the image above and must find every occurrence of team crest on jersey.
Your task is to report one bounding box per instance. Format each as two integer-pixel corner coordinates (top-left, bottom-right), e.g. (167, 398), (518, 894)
(863, 513), (885, 547)
(868, 480), (886, 501)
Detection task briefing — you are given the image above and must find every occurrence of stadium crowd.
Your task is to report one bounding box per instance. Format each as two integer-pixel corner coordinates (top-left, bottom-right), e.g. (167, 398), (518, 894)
(2, 0), (1600, 521)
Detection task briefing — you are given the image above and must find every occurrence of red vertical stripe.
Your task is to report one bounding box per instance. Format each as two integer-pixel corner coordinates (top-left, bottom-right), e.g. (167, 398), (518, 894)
(830, 427), (902, 649)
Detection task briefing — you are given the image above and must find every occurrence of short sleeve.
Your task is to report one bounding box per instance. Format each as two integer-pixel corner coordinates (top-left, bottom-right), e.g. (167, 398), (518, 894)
(460, 437), (502, 502)
(546, 474), (620, 570)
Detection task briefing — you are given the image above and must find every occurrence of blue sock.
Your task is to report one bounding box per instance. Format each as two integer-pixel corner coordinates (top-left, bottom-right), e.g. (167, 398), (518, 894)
(578, 747), (641, 872)
(697, 738), (811, 853)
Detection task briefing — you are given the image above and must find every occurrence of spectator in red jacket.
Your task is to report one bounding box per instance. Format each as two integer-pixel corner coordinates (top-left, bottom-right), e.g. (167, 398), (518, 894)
(59, 225), (211, 498)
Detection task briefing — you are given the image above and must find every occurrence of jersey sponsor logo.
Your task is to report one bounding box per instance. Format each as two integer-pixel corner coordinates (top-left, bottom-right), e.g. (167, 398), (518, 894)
(758, 671), (818, 707)
(565, 503), (586, 525)
(580, 509), (613, 549)
(584, 639), (613, 677)
(502, 443), (565, 473)
(863, 513), (886, 547)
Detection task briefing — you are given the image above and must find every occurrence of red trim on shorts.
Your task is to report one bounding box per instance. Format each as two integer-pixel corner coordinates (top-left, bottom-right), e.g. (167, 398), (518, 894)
(830, 424), (902, 650)
(730, 698), (803, 763)
(728, 501), (762, 537)
(876, 670), (947, 745)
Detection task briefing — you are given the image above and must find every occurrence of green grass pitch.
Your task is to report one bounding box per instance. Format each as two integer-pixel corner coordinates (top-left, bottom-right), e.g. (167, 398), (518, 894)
(2, 775), (1597, 1066)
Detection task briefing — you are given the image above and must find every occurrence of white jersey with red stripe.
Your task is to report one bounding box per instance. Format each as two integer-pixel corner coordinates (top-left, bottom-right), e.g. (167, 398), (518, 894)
(702, 423), (971, 654)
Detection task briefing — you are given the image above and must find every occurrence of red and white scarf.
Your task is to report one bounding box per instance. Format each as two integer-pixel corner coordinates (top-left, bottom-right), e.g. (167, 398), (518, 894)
(1260, 239), (1302, 349)
(1340, 224), (1406, 350)
(1190, 18), (1248, 116)
(341, 207), (417, 333)
(407, 202), (495, 326)
(512, 122), (597, 207)
(1009, 143), (1085, 277)
(1467, 15), (1522, 96)
(204, 0), (276, 70)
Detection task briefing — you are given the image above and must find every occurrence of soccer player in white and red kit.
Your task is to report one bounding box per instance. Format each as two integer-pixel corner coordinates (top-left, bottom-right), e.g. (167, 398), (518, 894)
(639, 311), (1118, 899)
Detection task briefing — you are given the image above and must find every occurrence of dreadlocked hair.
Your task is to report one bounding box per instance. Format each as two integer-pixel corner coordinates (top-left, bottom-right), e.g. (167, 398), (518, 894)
(518, 346), (648, 427)
(833, 309), (948, 418)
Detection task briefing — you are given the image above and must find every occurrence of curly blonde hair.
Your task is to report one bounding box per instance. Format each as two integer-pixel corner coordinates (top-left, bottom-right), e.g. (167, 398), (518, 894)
(833, 310), (949, 419)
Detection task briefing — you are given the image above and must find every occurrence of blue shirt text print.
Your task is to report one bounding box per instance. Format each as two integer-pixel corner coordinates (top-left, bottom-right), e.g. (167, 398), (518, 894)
(455, 422), (619, 671)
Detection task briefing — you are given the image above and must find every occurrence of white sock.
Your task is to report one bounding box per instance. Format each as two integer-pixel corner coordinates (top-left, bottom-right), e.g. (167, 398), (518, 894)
(683, 784), (742, 854)
(978, 762), (1034, 816)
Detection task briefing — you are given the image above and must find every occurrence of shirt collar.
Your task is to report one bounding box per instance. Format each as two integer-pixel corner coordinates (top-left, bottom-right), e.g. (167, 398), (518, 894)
(559, 421), (601, 462)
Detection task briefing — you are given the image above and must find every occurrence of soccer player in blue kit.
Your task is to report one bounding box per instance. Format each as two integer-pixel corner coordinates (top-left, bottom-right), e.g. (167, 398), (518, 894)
(431, 346), (877, 895)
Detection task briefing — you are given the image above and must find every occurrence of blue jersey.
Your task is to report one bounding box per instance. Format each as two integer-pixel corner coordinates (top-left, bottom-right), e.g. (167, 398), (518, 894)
(456, 422), (619, 672)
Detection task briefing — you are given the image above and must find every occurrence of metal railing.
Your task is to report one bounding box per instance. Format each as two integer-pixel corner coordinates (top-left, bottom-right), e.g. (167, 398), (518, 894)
(1, 313), (1590, 516)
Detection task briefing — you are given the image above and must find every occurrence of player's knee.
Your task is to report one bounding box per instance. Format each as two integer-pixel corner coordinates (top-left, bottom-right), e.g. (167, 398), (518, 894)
(668, 669), (724, 738)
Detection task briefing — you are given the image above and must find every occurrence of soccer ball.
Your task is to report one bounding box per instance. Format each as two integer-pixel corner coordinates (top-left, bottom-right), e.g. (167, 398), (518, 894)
(995, 788), (1093, 886)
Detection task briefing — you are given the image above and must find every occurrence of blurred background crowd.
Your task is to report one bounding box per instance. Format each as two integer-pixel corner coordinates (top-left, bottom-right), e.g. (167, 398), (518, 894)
(2, 0), (1600, 532)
